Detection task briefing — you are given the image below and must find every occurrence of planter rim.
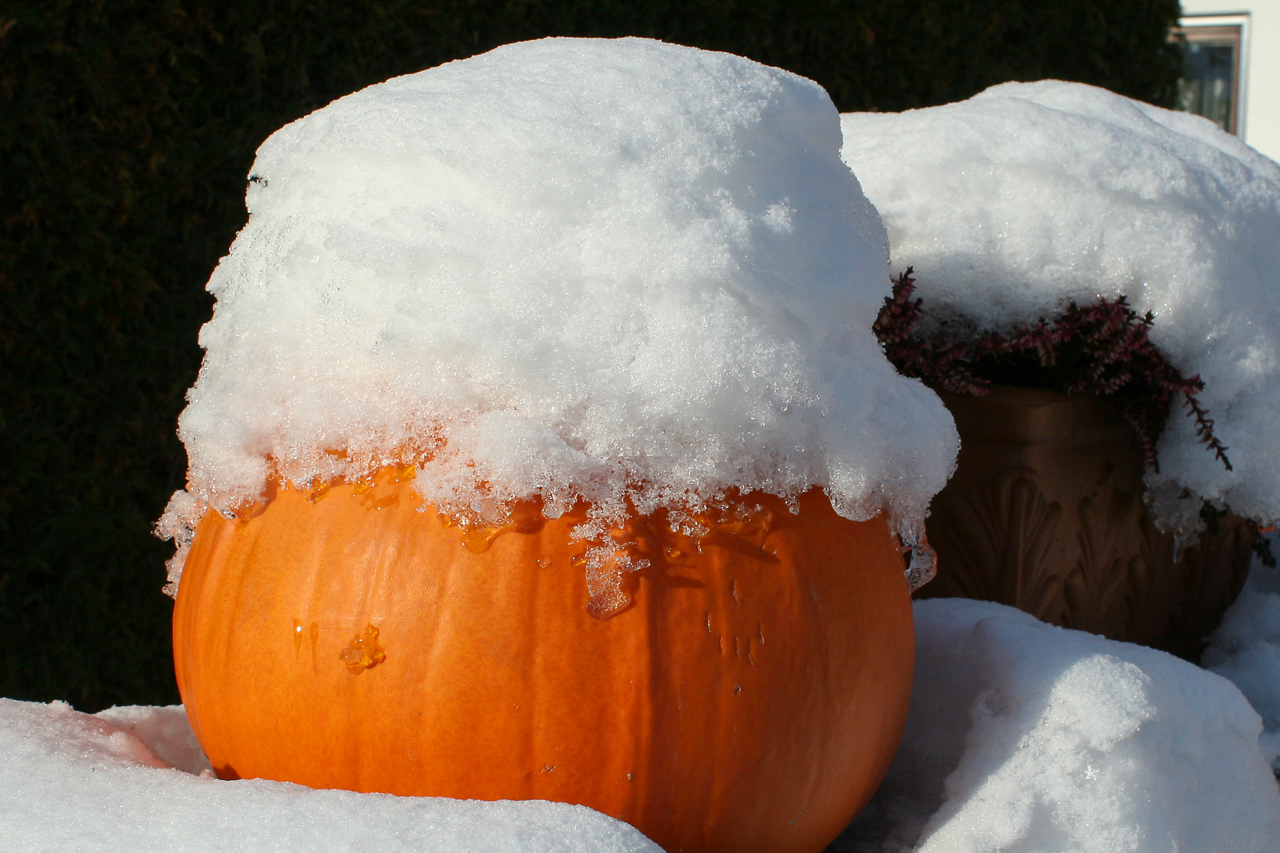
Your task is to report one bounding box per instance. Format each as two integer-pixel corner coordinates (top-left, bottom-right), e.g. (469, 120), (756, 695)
(941, 386), (1134, 448)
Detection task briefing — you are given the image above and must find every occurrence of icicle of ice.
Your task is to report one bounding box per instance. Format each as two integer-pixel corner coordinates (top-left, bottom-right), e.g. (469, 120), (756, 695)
(896, 515), (938, 592)
(905, 543), (938, 592)
(155, 490), (207, 598)
(1143, 478), (1208, 537)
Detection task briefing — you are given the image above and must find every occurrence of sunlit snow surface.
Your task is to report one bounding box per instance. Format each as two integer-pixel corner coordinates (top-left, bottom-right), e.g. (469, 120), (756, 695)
(841, 82), (1280, 530)
(836, 592), (1280, 853)
(7, 583), (1280, 852)
(0, 701), (661, 852)
(1203, 536), (1280, 775)
(165, 37), (957, 579)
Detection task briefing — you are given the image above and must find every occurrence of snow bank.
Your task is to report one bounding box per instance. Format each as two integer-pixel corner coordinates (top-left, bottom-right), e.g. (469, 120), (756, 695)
(163, 36), (957, 586)
(0, 699), (660, 853)
(1203, 536), (1280, 774)
(10, 599), (1279, 852)
(840, 81), (1280, 529)
(835, 598), (1280, 853)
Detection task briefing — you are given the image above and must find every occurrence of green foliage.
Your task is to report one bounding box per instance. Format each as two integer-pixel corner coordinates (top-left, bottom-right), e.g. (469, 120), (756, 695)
(0, 0), (1182, 710)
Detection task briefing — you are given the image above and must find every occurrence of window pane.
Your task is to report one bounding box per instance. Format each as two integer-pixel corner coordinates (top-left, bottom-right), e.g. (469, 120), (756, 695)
(1173, 23), (1243, 135)
(1179, 43), (1236, 132)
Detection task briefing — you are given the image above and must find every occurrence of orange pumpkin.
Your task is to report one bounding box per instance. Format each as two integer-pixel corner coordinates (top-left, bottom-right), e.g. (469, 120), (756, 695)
(173, 465), (914, 853)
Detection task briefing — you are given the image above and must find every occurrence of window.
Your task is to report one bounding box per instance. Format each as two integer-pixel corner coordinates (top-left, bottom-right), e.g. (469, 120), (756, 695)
(1173, 15), (1249, 136)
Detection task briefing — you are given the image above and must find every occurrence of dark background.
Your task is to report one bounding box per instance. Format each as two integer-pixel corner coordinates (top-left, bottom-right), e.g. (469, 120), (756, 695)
(0, 0), (1182, 711)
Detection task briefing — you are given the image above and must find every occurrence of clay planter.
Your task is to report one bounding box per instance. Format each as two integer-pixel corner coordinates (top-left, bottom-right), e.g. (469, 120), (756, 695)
(922, 386), (1253, 658)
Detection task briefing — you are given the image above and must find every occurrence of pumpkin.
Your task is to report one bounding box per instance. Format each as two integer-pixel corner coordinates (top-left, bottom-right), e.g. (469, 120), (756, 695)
(173, 464), (915, 853)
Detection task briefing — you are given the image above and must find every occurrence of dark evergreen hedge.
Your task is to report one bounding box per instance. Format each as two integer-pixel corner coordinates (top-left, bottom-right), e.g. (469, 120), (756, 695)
(0, 0), (1182, 710)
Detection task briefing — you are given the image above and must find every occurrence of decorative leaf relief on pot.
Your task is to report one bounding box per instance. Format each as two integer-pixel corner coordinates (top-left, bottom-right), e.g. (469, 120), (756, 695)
(1066, 463), (1148, 639)
(928, 466), (1064, 618)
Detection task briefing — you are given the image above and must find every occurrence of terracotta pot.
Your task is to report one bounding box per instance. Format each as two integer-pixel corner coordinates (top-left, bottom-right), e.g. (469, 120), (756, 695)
(922, 386), (1253, 658)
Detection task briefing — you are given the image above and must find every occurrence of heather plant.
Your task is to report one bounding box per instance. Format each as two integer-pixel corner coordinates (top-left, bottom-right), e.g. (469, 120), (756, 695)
(873, 268), (1232, 474)
(875, 268), (1278, 567)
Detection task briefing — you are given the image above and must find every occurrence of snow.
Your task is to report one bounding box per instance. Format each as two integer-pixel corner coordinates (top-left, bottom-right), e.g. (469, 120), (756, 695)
(72, 43), (1275, 852)
(161, 36), (957, 591)
(1204, 534), (1280, 774)
(840, 81), (1280, 532)
(6, 584), (1279, 852)
(0, 700), (661, 852)
(835, 593), (1280, 853)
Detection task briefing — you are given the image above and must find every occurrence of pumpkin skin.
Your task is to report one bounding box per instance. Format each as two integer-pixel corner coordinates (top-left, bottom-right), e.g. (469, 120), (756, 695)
(173, 466), (914, 853)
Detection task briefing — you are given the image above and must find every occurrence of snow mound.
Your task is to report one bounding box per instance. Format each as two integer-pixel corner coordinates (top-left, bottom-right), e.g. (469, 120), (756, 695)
(1203, 539), (1280, 774)
(10, 599), (1280, 852)
(164, 36), (956, 585)
(840, 80), (1280, 527)
(0, 699), (660, 853)
(835, 598), (1280, 853)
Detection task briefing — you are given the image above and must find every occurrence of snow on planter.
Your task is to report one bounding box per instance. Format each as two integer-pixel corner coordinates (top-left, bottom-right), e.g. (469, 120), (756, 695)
(840, 81), (1280, 530)
(159, 37), (957, 590)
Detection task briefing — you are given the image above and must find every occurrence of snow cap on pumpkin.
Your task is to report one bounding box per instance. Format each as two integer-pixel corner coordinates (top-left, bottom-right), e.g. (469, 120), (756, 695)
(161, 37), (957, 580)
(840, 81), (1280, 529)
